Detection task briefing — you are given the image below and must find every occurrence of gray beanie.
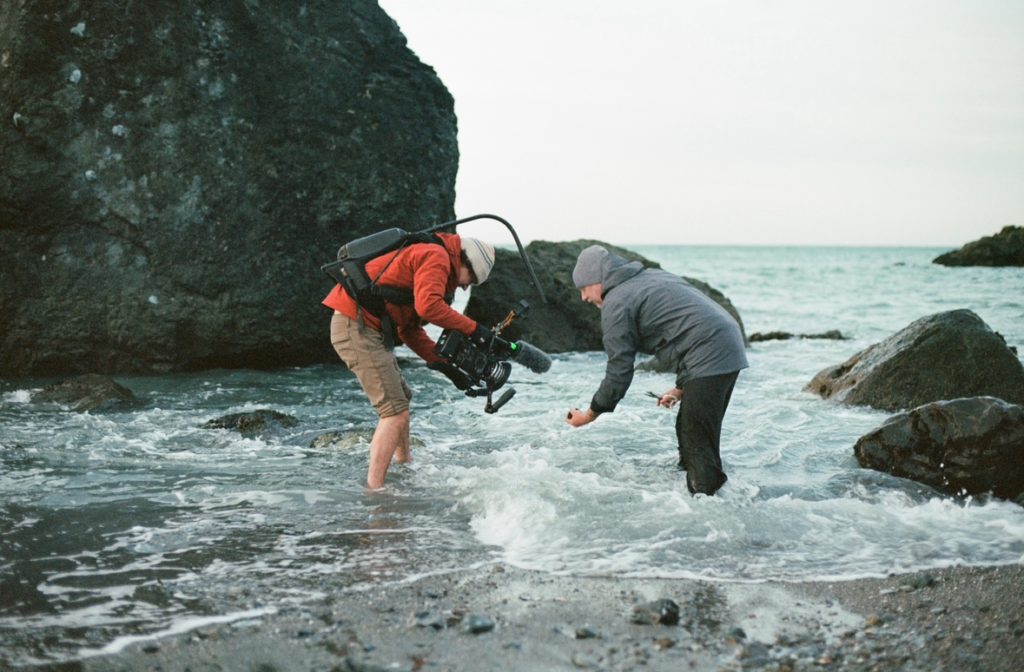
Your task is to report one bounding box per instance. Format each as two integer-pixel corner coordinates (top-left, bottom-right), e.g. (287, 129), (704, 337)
(572, 245), (609, 288)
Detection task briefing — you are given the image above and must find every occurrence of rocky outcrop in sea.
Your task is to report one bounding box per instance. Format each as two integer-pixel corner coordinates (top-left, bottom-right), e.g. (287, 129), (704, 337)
(0, 1), (456, 376)
(805, 309), (1024, 411)
(464, 240), (746, 356)
(30, 373), (140, 412)
(853, 397), (1024, 505)
(933, 225), (1024, 267)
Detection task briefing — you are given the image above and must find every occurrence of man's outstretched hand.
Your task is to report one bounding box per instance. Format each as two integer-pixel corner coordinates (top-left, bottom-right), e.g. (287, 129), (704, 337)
(566, 407), (596, 427)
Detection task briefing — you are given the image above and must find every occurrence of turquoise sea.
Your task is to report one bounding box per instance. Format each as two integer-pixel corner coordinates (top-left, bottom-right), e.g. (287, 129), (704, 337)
(2, 245), (1023, 665)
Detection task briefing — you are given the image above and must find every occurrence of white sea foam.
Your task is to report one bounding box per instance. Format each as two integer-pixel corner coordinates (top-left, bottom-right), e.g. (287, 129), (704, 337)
(78, 607), (276, 657)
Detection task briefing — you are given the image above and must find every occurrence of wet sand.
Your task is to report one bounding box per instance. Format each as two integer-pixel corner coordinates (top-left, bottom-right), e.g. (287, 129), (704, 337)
(66, 562), (1023, 672)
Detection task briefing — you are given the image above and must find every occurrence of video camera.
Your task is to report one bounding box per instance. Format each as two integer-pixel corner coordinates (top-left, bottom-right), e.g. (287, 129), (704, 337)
(434, 301), (551, 414)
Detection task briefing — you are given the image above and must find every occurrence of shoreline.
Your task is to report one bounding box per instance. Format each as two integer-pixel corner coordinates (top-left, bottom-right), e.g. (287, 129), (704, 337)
(61, 562), (1023, 672)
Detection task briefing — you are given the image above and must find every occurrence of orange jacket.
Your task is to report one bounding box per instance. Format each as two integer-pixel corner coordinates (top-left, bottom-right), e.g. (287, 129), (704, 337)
(322, 232), (479, 363)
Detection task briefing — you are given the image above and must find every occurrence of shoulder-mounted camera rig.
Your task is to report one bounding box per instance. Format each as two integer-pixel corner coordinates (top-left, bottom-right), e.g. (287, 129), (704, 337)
(321, 214), (551, 414)
(435, 300), (551, 414)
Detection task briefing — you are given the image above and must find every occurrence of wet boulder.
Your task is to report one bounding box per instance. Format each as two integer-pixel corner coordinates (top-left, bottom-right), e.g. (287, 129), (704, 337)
(853, 397), (1024, 503)
(933, 226), (1024, 267)
(31, 373), (140, 412)
(201, 409), (298, 438)
(806, 310), (1024, 411)
(0, 1), (457, 376)
(465, 240), (746, 355)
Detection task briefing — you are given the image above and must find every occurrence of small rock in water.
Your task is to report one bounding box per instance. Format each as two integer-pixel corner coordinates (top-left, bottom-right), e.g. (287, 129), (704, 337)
(201, 409), (298, 437)
(574, 626), (599, 639)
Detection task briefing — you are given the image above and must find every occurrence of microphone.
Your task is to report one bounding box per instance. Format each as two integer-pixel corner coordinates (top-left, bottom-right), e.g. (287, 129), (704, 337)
(508, 339), (552, 374)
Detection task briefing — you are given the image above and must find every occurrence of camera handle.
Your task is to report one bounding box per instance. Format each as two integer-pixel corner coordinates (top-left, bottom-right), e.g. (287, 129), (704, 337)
(465, 384), (517, 414)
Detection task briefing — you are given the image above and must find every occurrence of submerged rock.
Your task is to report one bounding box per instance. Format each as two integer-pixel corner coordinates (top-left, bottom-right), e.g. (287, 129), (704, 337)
(465, 240), (746, 355)
(202, 409), (298, 437)
(806, 310), (1024, 411)
(31, 373), (140, 412)
(0, 1), (457, 376)
(750, 330), (847, 342)
(310, 430), (424, 451)
(853, 397), (1024, 503)
(933, 226), (1024, 267)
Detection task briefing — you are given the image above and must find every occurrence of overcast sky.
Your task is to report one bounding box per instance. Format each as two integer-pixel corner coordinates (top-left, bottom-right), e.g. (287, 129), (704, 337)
(378, 0), (1023, 247)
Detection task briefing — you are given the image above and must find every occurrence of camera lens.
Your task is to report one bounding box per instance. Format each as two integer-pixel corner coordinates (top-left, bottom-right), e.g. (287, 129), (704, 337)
(483, 361), (511, 391)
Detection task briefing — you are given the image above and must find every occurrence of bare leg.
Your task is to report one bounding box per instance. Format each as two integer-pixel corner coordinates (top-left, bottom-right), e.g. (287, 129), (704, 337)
(393, 419), (411, 464)
(367, 410), (410, 489)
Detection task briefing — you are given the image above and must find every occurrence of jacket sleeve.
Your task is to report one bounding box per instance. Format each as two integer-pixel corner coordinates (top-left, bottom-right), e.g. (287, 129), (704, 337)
(396, 314), (443, 364)
(411, 246), (478, 336)
(590, 297), (638, 413)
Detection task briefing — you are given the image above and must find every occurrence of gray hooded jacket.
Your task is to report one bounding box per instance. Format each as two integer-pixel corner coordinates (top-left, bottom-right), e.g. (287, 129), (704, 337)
(590, 254), (748, 414)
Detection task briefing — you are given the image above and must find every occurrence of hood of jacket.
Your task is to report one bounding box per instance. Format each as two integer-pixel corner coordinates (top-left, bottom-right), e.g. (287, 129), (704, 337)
(601, 253), (644, 297)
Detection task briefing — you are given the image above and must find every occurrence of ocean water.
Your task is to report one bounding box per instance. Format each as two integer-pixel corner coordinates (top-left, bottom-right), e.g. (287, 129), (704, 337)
(2, 245), (1023, 665)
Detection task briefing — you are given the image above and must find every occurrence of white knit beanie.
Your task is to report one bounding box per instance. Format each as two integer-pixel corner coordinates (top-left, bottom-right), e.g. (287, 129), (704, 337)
(461, 237), (496, 284)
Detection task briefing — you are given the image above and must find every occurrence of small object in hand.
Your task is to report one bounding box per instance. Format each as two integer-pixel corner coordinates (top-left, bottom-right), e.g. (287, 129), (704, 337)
(645, 391), (661, 399)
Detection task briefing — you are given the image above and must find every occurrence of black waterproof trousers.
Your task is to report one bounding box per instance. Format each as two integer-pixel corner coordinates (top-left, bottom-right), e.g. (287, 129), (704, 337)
(675, 370), (740, 496)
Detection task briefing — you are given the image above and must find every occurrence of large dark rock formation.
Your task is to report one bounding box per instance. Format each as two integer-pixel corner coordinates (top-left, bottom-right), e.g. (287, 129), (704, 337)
(0, 1), (457, 375)
(933, 226), (1024, 267)
(464, 240), (745, 355)
(854, 397), (1024, 504)
(806, 310), (1024, 411)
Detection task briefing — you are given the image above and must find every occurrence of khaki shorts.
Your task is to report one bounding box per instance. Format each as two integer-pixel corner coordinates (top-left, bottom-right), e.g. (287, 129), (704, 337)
(330, 312), (412, 417)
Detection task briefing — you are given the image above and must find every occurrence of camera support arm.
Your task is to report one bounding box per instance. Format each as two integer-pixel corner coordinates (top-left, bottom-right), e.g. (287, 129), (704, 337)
(420, 214), (547, 303)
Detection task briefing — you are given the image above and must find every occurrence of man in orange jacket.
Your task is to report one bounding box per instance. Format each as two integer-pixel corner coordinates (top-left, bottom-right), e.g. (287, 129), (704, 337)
(323, 233), (496, 489)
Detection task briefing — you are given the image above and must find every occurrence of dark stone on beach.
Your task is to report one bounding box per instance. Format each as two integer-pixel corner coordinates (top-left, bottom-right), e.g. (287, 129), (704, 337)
(0, 1), (457, 376)
(806, 310), (1024, 411)
(727, 626), (748, 641)
(413, 610), (445, 630)
(575, 626), (599, 639)
(202, 409), (298, 437)
(901, 573), (938, 591)
(933, 226), (1024, 267)
(466, 240), (746, 356)
(739, 641), (773, 668)
(31, 373), (140, 412)
(344, 657), (407, 672)
(750, 329), (847, 342)
(465, 613), (495, 634)
(853, 397), (1024, 502)
(630, 598), (680, 626)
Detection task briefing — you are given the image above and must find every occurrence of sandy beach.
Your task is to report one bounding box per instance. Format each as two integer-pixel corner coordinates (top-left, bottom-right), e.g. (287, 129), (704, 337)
(65, 562), (1023, 672)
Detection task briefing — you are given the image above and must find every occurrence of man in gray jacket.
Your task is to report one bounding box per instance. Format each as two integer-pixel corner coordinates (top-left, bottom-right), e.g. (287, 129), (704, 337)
(566, 245), (748, 495)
